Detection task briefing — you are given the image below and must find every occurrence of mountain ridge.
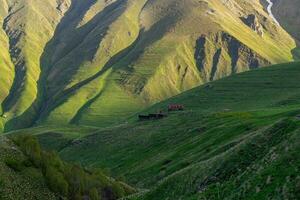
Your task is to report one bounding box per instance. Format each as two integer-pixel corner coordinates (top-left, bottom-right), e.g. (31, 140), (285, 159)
(6, 61), (300, 199)
(0, 1), (299, 199)
(0, 0), (298, 132)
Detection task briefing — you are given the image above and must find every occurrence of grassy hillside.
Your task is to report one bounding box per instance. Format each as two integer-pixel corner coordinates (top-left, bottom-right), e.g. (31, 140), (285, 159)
(0, 0), (298, 131)
(0, 136), (57, 199)
(0, 0), (71, 131)
(0, 134), (137, 199)
(7, 62), (300, 199)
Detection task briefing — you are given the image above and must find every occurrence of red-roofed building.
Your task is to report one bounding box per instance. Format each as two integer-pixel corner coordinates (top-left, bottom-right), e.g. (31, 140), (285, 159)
(168, 104), (184, 111)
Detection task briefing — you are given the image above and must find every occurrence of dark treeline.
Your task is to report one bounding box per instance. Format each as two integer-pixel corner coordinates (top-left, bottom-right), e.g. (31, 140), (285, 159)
(9, 135), (136, 200)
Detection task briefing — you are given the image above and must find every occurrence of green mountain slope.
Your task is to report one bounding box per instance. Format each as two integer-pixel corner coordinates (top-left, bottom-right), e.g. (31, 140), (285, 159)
(7, 62), (300, 199)
(0, 0), (298, 131)
(0, 0), (70, 131)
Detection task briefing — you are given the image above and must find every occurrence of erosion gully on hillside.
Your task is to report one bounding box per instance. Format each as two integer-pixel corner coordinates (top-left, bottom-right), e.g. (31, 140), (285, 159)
(0, 0), (299, 199)
(0, 0), (297, 132)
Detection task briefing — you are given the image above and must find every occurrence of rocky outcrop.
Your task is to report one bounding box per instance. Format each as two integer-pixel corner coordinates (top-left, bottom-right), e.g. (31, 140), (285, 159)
(56, 0), (71, 13)
(241, 14), (264, 36)
(195, 32), (270, 82)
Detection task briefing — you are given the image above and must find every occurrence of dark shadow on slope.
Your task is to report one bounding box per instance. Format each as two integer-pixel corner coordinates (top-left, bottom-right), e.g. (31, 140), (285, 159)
(224, 33), (241, 73)
(2, 5), (27, 113)
(35, 0), (129, 121)
(194, 35), (210, 82)
(194, 31), (270, 83)
(39, 29), (144, 124)
(70, 91), (104, 124)
(67, 12), (182, 124)
(210, 48), (222, 81)
(194, 36), (206, 71)
(42, 0), (127, 97)
(3, 0), (128, 131)
(40, 9), (181, 124)
(292, 46), (300, 61)
(110, 11), (182, 96)
(46, 0), (98, 63)
(6, 0), (182, 128)
(2, 60), (26, 112)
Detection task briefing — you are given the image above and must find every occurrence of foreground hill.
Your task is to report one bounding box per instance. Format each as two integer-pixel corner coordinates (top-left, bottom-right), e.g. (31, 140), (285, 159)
(0, 0), (298, 131)
(0, 134), (136, 200)
(0, 136), (57, 199)
(7, 62), (300, 199)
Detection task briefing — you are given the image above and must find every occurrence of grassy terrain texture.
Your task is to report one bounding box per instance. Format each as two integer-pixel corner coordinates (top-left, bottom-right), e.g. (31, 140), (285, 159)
(7, 62), (300, 199)
(0, 134), (136, 200)
(0, 0), (298, 131)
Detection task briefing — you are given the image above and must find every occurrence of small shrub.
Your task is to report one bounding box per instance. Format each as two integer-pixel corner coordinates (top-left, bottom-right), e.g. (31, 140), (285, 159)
(89, 188), (100, 200)
(11, 135), (136, 200)
(5, 158), (25, 172)
(118, 182), (136, 194)
(41, 151), (64, 172)
(65, 165), (86, 196)
(13, 135), (41, 167)
(0, 178), (4, 187)
(111, 182), (125, 198)
(73, 193), (82, 200)
(45, 166), (69, 196)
